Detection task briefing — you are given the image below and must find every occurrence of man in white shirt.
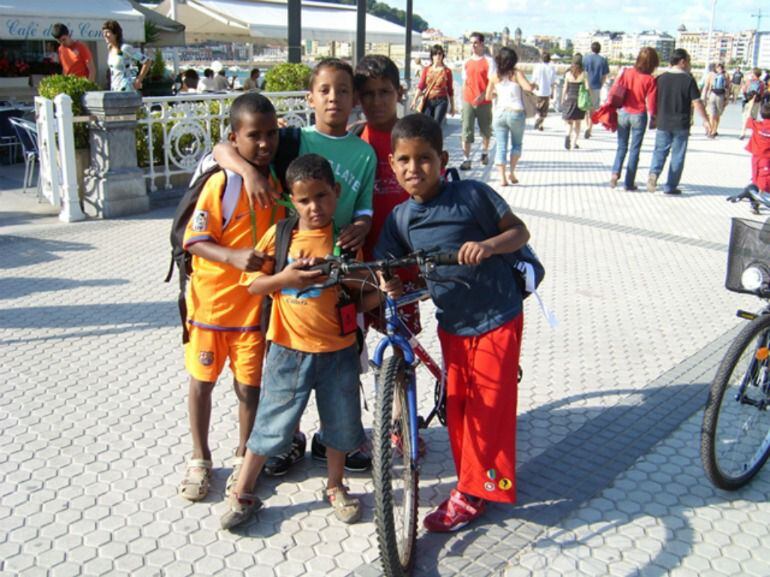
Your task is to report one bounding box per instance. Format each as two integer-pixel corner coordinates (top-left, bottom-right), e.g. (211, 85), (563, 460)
(532, 52), (557, 131)
(199, 69), (217, 92)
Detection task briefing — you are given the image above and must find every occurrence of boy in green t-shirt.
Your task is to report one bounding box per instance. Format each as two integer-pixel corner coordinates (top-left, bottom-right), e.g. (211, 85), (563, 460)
(210, 58), (376, 475)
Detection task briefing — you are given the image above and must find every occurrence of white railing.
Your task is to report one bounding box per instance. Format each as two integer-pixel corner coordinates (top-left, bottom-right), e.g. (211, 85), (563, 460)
(34, 95), (86, 222)
(138, 91), (313, 191)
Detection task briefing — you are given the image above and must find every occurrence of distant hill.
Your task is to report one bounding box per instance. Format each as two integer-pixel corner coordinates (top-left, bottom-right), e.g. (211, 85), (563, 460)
(315, 0), (429, 32)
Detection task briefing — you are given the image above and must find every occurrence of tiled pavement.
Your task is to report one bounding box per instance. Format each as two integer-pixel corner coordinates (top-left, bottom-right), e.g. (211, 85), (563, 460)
(1, 104), (768, 577)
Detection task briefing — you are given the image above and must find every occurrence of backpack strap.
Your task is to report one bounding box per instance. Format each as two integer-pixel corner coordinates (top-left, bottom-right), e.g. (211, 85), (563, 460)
(274, 215), (299, 273)
(221, 170), (243, 230)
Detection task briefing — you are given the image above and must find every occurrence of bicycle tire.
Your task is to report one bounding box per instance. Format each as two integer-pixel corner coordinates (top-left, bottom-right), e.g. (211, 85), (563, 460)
(701, 313), (770, 490)
(373, 354), (419, 577)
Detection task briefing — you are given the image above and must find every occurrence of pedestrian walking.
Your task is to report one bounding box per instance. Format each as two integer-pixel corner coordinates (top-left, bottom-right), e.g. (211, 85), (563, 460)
(532, 52), (557, 131)
(51, 23), (95, 82)
(485, 47), (534, 185)
(582, 42), (609, 139)
(413, 45), (455, 126)
(460, 32), (496, 170)
(731, 67), (744, 103)
(703, 63), (729, 137)
(561, 54), (589, 150)
(647, 49), (709, 195)
(101, 20), (150, 93)
(610, 47), (659, 191)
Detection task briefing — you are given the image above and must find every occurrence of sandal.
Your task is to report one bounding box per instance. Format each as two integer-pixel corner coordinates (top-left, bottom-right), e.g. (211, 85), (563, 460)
(508, 174), (519, 185)
(327, 485), (361, 524)
(220, 491), (262, 530)
(225, 456), (245, 498)
(178, 458), (212, 502)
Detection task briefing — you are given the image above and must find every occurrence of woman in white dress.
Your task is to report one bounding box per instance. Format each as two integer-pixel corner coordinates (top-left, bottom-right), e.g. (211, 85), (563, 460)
(101, 20), (151, 92)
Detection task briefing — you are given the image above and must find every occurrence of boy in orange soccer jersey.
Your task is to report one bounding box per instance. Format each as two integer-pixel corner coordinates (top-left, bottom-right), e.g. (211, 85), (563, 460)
(178, 93), (286, 502)
(220, 154), (400, 530)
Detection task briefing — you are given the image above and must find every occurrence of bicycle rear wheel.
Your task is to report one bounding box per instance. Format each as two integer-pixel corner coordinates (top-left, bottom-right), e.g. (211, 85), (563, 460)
(701, 313), (770, 490)
(373, 354), (419, 577)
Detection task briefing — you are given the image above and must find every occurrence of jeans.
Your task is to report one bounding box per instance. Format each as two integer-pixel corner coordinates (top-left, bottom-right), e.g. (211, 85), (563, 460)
(611, 110), (647, 189)
(649, 128), (690, 192)
(423, 97), (449, 125)
(493, 110), (526, 165)
(246, 343), (366, 456)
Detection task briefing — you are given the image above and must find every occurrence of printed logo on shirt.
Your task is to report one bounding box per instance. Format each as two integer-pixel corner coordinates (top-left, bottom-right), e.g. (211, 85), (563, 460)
(281, 257), (321, 299)
(498, 478), (513, 491)
(191, 210), (209, 232)
(199, 351), (214, 366)
(484, 481), (496, 492)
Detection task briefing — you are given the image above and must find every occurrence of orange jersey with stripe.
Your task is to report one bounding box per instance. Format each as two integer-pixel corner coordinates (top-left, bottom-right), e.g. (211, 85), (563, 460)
(183, 170), (285, 331)
(242, 223), (359, 353)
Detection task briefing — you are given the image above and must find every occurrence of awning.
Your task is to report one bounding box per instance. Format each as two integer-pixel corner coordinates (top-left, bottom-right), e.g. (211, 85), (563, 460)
(127, 0), (185, 46)
(155, 0), (420, 45)
(0, 0), (145, 42)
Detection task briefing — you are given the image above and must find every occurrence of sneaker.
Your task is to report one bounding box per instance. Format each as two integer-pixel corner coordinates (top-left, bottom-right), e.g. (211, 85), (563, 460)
(573, 142), (580, 149)
(264, 432), (306, 477)
(423, 489), (486, 533)
(664, 188), (683, 195)
(646, 173), (658, 192)
(459, 159), (472, 171)
(480, 153), (489, 165)
(564, 136), (571, 150)
(311, 433), (372, 472)
(584, 129), (591, 139)
(326, 485), (361, 524)
(625, 185), (639, 192)
(609, 174), (619, 189)
(220, 492), (262, 530)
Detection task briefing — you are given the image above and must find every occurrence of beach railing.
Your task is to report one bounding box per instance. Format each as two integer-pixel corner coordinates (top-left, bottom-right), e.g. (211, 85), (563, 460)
(137, 91), (312, 191)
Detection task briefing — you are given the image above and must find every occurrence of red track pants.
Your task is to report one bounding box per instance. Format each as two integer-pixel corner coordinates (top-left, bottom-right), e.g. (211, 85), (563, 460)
(438, 314), (523, 503)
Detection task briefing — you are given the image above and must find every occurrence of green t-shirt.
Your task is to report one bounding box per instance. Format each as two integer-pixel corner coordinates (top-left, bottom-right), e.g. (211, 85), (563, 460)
(299, 126), (376, 227)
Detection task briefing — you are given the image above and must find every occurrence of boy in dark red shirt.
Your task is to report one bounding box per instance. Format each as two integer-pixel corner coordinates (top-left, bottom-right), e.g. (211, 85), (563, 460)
(745, 102), (770, 192)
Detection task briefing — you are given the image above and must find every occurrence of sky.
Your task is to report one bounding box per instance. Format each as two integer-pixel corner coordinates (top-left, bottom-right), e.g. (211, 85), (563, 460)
(410, 0), (765, 39)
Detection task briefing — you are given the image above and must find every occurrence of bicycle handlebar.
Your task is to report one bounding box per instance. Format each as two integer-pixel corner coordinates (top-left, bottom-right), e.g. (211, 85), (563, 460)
(297, 250), (459, 295)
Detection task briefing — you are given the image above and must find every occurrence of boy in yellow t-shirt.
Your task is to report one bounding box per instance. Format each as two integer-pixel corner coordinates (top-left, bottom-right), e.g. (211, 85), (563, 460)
(178, 93), (285, 503)
(221, 154), (399, 530)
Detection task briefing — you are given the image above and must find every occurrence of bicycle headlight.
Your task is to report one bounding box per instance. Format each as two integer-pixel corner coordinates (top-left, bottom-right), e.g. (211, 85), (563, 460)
(741, 265), (769, 292)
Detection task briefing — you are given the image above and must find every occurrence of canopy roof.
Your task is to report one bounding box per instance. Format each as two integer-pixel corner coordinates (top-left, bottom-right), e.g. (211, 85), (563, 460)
(127, 0), (185, 46)
(0, 0), (144, 42)
(155, 0), (419, 45)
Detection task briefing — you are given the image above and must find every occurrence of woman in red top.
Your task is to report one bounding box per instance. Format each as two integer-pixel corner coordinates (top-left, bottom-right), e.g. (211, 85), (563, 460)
(610, 47), (659, 191)
(413, 44), (455, 126)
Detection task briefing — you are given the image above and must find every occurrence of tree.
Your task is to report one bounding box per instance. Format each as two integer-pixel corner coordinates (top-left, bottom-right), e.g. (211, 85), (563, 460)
(323, 0), (429, 32)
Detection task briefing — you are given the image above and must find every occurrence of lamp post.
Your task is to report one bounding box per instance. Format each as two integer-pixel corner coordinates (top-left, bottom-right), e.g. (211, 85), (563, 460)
(704, 0), (717, 75)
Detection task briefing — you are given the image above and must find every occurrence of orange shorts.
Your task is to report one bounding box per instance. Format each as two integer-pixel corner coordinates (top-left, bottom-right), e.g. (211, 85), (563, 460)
(184, 326), (265, 386)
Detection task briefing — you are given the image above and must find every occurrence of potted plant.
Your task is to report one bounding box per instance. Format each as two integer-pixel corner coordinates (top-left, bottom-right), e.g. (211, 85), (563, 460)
(142, 50), (174, 97)
(38, 74), (99, 201)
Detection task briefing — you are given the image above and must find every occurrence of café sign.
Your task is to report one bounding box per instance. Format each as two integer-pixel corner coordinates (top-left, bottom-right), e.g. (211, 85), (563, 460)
(1, 15), (143, 42)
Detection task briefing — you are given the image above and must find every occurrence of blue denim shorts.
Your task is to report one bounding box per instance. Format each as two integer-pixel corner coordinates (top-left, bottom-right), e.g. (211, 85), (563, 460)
(246, 343), (366, 456)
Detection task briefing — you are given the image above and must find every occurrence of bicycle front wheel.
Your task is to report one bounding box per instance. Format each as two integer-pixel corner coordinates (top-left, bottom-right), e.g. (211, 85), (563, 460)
(701, 314), (770, 490)
(372, 354), (419, 577)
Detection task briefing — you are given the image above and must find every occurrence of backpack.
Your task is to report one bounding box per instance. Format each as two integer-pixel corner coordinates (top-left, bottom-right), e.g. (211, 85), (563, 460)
(713, 74), (726, 91)
(164, 166), (244, 343)
(259, 215), (299, 334)
(746, 79), (763, 100)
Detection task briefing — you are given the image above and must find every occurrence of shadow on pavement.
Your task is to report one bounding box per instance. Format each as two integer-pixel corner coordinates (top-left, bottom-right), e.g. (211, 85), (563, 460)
(0, 301), (177, 331)
(0, 277), (129, 300)
(0, 236), (93, 269)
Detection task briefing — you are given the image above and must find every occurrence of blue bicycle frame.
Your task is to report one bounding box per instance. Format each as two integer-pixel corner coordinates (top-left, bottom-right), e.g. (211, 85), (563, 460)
(370, 287), (432, 466)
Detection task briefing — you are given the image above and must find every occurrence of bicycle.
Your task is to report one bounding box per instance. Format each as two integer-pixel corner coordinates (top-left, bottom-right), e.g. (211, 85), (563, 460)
(298, 249), (460, 577)
(701, 217), (770, 490)
(727, 184), (770, 215)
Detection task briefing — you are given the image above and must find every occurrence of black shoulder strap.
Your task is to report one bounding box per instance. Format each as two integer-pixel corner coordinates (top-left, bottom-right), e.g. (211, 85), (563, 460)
(274, 216), (299, 273)
(274, 127), (302, 190)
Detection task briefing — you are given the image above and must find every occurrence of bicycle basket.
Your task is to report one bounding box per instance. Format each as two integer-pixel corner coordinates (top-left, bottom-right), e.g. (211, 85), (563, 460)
(725, 218), (770, 296)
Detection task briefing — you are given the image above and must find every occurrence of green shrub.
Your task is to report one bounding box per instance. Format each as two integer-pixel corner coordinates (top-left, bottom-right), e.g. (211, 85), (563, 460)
(38, 74), (99, 149)
(149, 50), (168, 80)
(264, 63), (312, 92)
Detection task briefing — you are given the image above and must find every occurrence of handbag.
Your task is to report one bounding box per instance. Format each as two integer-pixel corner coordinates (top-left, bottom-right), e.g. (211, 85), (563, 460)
(578, 83), (592, 111)
(522, 90), (538, 119)
(412, 69), (441, 113)
(607, 68), (627, 109)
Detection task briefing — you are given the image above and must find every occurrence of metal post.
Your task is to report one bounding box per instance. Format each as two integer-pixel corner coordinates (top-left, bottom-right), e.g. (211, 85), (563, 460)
(405, 0), (413, 89)
(288, 0), (302, 63)
(355, 0), (366, 65)
(704, 0), (717, 74)
(54, 95), (86, 222)
(751, 10), (763, 68)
